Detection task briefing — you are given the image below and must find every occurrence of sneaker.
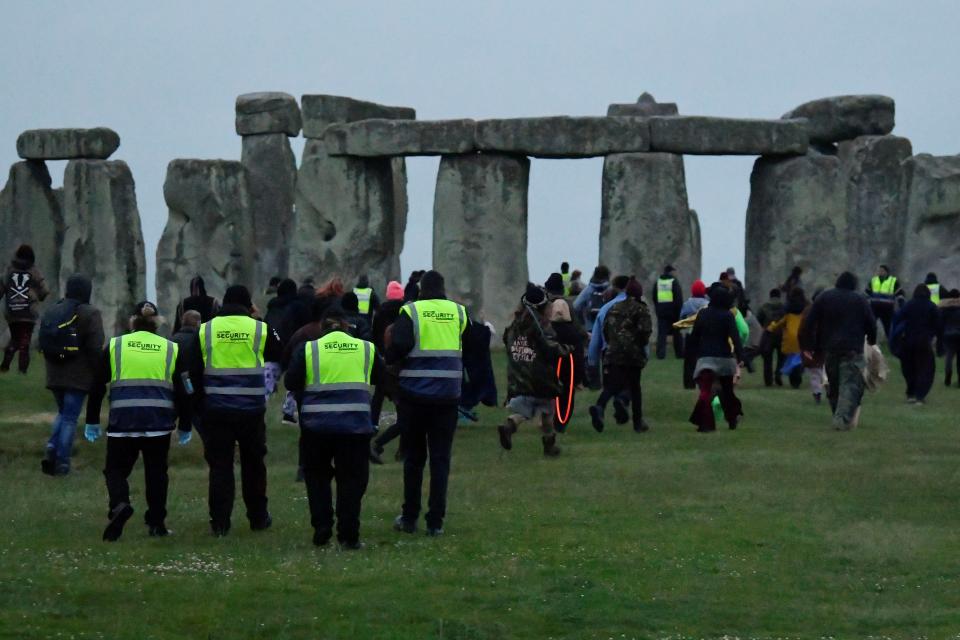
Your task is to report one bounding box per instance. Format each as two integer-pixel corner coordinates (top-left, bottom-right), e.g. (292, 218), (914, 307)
(369, 443), (385, 465)
(313, 528), (332, 547)
(40, 448), (57, 476)
(497, 418), (517, 451)
(541, 435), (561, 457)
(426, 527), (444, 537)
(103, 503), (134, 542)
(612, 398), (629, 425)
(148, 524), (171, 537)
(633, 419), (650, 433)
(906, 397), (917, 404)
(281, 413), (298, 425)
(393, 515), (416, 534)
(588, 405), (605, 433)
(54, 463), (70, 476)
(250, 514), (273, 531)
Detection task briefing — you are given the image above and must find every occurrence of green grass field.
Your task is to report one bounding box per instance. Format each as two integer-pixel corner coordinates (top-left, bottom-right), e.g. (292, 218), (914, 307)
(2, 351), (960, 639)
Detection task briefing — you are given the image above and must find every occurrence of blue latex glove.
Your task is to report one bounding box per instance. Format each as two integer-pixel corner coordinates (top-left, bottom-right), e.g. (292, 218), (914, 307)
(84, 424), (101, 443)
(178, 430), (192, 446)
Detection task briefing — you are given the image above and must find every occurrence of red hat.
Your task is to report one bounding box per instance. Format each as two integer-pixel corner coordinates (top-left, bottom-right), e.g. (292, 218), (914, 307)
(386, 280), (404, 301)
(691, 279), (707, 297)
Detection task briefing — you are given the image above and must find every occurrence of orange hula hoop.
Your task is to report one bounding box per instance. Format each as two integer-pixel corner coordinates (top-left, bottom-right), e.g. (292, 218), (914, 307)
(555, 354), (575, 425)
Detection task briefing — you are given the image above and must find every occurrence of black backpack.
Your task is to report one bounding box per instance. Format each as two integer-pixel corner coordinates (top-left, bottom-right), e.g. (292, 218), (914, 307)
(587, 284), (608, 324)
(5, 269), (33, 314)
(39, 300), (82, 361)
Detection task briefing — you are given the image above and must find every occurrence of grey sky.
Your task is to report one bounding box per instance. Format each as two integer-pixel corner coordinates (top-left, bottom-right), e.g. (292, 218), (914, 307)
(2, 1), (957, 299)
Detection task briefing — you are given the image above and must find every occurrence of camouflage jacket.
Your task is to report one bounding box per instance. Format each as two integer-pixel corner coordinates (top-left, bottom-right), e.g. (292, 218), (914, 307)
(503, 310), (572, 400)
(602, 298), (652, 367)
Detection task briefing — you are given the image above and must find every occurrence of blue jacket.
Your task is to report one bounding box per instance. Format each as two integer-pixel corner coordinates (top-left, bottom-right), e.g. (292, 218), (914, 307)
(573, 280), (610, 326)
(587, 292), (626, 367)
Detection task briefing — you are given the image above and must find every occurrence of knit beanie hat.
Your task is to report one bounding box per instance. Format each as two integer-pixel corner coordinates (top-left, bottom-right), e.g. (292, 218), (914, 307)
(691, 279), (707, 297)
(522, 283), (547, 308)
(386, 280), (404, 301)
(544, 273), (565, 296)
(223, 285), (253, 309)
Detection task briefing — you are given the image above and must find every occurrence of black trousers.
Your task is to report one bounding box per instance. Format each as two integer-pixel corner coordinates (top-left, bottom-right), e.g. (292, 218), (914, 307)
(300, 431), (370, 544)
(399, 401), (457, 529)
(200, 414), (269, 529)
(900, 341), (936, 401)
(943, 335), (960, 385)
(656, 314), (683, 359)
(373, 419), (404, 451)
(871, 300), (896, 340)
(597, 365), (643, 427)
(103, 434), (171, 527)
(762, 344), (784, 386)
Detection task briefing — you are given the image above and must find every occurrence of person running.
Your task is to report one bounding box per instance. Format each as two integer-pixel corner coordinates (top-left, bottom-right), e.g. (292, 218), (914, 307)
(83, 301), (193, 541)
(687, 283), (744, 432)
(573, 265), (611, 327)
(497, 284), (572, 456)
(588, 278), (652, 433)
(543, 276), (586, 434)
(756, 288), (786, 387)
(585, 275), (629, 392)
(173, 276), (220, 333)
(2, 244), (50, 374)
(892, 284), (941, 405)
(766, 287), (808, 389)
(653, 265), (684, 360)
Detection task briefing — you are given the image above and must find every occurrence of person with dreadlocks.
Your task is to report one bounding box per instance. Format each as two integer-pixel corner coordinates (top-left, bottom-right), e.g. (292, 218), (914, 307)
(497, 284), (573, 457)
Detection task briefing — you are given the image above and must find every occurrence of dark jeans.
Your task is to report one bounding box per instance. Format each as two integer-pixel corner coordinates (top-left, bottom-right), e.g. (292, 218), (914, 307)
(900, 341), (936, 401)
(689, 370), (742, 431)
(48, 389), (86, 470)
(656, 314), (683, 360)
(200, 414), (269, 529)
(300, 431), (370, 544)
(762, 344), (784, 387)
(943, 335), (960, 385)
(373, 420), (404, 452)
(597, 365), (643, 427)
(399, 401), (457, 530)
(871, 300), (896, 341)
(104, 434), (171, 527)
(2, 321), (34, 373)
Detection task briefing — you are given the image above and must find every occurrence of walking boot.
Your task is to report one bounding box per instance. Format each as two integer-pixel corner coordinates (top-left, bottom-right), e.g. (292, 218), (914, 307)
(103, 503), (134, 542)
(497, 417), (517, 451)
(541, 434), (561, 457)
(588, 405), (604, 433)
(612, 397), (629, 425)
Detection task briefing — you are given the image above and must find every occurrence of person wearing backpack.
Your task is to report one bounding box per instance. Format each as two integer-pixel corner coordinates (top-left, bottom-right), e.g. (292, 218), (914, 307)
(572, 265), (611, 328)
(2, 245), (50, 374)
(39, 274), (104, 476)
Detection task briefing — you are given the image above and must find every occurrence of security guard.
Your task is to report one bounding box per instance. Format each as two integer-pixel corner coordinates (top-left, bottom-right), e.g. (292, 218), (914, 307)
(560, 262), (572, 296)
(353, 274), (379, 320)
(187, 285), (282, 537)
(84, 301), (192, 541)
(653, 264), (684, 360)
(867, 264), (904, 339)
(386, 270), (466, 537)
(284, 307), (384, 549)
(925, 272), (941, 305)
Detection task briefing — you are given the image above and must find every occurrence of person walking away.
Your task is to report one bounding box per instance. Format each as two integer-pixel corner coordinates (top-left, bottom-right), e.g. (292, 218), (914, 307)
(572, 265), (611, 327)
(187, 285), (282, 536)
(800, 272), (877, 430)
(369, 281), (406, 464)
(766, 287), (808, 389)
(173, 276), (220, 333)
(939, 289), (960, 387)
(83, 301), (193, 541)
(585, 275), (629, 393)
(802, 290), (828, 404)
(678, 280), (709, 389)
(686, 283), (744, 432)
(756, 289), (786, 387)
(568, 270), (585, 297)
(497, 284), (572, 455)
(353, 274), (380, 321)
(38, 274), (104, 475)
(892, 285), (941, 404)
(866, 265), (903, 341)
(924, 272), (942, 305)
(726, 267), (747, 313)
(403, 271), (424, 303)
(341, 292), (372, 341)
(560, 262), (572, 296)
(284, 307), (384, 549)
(171, 310), (203, 433)
(386, 270), (466, 536)
(2, 244), (50, 374)
(544, 290), (586, 434)
(264, 276), (281, 299)
(263, 279), (300, 403)
(589, 278), (652, 432)
(653, 265), (684, 359)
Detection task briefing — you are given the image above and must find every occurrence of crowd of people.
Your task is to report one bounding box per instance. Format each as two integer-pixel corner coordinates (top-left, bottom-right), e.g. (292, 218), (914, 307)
(2, 242), (957, 548)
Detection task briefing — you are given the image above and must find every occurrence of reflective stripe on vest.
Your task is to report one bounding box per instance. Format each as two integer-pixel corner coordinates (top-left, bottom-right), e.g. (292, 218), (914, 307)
(200, 316), (267, 412)
(657, 278), (675, 303)
(928, 283), (941, 305)
(871, 276), (897, 298)
(108, 331), (178, 433)
(354, 288), (372, 315)
(399, 299), (465, 400)
(301, 332), (373, 433)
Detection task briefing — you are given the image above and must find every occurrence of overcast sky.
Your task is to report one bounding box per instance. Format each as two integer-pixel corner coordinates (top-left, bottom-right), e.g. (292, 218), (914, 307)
(2, 1), (958, 298)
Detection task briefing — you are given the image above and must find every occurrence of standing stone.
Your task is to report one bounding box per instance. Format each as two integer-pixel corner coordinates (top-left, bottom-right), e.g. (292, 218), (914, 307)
(240, 134), (297, 303)
(599, 153), (701, 295)
(289, 141), (405, 292)
(900, 154), (960, 289)
(235, 92), (302, 136)
(433, 153), (530, 331)
(783, 95), (895, 144)
(838, 135), (913, 276)
(17, 128), (120, 160)
(744, 154), (848, 303)
(60, 161), (146, 338)
(607, 92), (679, 117)
(156, 160), (255, 324)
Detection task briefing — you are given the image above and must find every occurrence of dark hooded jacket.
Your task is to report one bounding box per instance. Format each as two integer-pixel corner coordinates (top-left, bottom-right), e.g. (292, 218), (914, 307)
(264, 280), (306, 347)
(503, 306), (572, 400)
(42, 274), (105, 392)
(800, 274), (877, 353)
(4, 255), (50, 323)
(174, 276), (220, 332)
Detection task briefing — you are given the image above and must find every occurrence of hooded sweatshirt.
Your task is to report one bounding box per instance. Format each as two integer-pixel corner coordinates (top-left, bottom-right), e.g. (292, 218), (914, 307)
(174, 276), (220, 332)
(43, 274), (104, 392)
(4, 256), (50, 323)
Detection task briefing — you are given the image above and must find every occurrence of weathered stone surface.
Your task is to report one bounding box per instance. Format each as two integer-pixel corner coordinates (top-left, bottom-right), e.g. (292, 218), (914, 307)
(783, 95), (895, 144)
(607, 91), (679, 117)
(324, 119), (476, 157)
(649, 117), (808, 155)
(60, 160), (146, 337)
(17, 128), (120, 160)
(744, 154), (848, 303)
(301, 95), (416, 139)
(474, 116), (649, 158)
(901, 154), (960, 289)
(839, 135), (913, 275)
(433, 153), (529, 332)
(235, 92), (302, 136)
(289, 140), (406, 292)
(156, 160), (255, 324)
(240, 133), (297, 304)
(599, 153), (701, 295)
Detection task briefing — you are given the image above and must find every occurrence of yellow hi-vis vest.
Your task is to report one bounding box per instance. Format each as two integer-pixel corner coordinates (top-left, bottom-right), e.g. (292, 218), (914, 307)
(871, 275), (898, 298)
(561, 272), (572, 296)
(301, 331), (374, 433)
(354, 287), (372, 315)
(927, 283), (941, 305)
(657, 278), (675, 303)
(199, 315), (267, 412)
(399, 299), (466, 400)
(108, 330), (178, 433)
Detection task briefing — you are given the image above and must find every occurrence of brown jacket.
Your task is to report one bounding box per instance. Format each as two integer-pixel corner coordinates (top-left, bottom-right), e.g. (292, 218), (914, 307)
(3, 260), (50, 323)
